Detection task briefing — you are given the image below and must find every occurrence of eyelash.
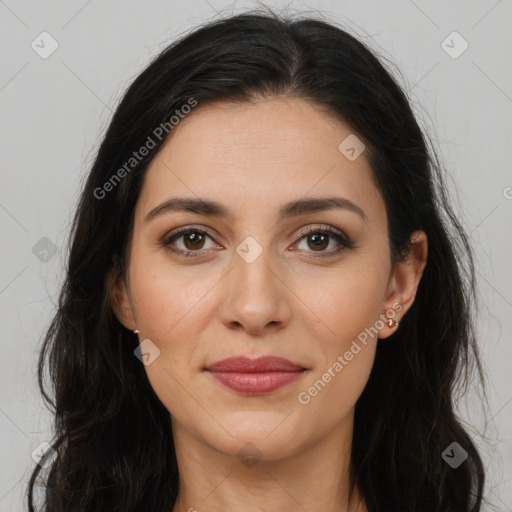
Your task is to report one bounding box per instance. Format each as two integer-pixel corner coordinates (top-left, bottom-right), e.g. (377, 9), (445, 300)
(160, 225), (355, 259)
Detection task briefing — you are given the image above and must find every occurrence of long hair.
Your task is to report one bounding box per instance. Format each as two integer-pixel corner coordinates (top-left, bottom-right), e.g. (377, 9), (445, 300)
(28, 7), (485, 511)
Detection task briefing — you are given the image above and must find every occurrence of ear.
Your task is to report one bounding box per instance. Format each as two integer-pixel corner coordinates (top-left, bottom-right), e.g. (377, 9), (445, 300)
(105, 266), (137, 331)
(378, 230), (428, 339)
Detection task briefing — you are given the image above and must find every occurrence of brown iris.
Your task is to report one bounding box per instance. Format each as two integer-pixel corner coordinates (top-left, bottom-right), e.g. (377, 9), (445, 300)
(183, 232), (206, 250)
(307, 233), (329, 251)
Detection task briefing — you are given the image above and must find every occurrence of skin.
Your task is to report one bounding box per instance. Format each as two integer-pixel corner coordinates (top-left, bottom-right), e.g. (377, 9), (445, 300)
(111, 97), (428, 512)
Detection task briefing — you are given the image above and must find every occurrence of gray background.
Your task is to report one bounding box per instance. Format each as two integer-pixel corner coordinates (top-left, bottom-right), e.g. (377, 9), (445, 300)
(1, 0), (511, 510)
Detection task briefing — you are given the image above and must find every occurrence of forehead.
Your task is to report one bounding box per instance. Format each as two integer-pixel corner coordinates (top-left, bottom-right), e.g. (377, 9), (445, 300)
(136, 97), (385, 225)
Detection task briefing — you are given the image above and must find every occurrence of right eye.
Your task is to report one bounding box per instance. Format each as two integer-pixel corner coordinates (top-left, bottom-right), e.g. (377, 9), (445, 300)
(160, 227), (222, 258)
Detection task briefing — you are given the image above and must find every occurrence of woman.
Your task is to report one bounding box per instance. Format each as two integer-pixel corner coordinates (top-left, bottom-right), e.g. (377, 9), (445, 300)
(28, 7), (486, 512)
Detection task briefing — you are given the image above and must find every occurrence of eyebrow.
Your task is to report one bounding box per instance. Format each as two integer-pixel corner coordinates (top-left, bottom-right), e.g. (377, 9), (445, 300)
(145, 196), (368, 223)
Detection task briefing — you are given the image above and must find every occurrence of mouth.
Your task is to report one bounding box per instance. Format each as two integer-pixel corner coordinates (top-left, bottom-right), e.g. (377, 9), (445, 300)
(205, 356), (308, 395)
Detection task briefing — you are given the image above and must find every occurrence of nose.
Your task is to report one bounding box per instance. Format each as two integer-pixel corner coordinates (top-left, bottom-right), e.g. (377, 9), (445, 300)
(218, 247), (291, 336)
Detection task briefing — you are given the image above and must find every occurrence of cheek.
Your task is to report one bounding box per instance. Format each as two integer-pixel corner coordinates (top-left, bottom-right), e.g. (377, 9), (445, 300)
(296, 341), (376, 441)
(131, 258), (217, 343)
(292, 261), (385, 419)
(128, 260), (219, 412)
(293, 258), (387, 348)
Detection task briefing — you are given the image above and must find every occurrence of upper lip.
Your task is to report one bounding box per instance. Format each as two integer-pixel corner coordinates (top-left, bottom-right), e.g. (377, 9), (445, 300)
(206, 356), (306, 373)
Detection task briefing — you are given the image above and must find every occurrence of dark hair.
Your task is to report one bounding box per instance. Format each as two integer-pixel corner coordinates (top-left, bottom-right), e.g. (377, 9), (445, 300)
(28, 6), (486, 511)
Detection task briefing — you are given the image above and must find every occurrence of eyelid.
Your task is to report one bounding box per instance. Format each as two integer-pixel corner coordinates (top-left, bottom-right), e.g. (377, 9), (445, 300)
(295, 224), (344, 239)
(162, 224), (219, 242)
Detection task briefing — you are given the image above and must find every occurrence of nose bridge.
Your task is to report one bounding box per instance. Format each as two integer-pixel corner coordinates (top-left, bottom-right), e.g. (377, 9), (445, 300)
(232, 234), (279, 301)
(219, 233), (289, 332)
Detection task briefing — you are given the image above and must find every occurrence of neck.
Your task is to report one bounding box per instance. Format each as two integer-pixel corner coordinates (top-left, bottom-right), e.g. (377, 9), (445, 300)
(170, 411), (367, 512)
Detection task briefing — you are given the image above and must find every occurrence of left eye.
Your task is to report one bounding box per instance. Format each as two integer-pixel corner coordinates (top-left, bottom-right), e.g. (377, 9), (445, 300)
(292, 227), (354, 257)
(161, 226), (353, 258)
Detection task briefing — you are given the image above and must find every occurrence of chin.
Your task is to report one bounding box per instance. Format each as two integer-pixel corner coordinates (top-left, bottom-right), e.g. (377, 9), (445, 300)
(201, 415), (308, 462)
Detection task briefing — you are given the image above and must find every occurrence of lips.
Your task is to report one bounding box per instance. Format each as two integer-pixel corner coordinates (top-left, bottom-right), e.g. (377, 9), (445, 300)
(206, 355), (305, 373)
(205, 356), (307, 394)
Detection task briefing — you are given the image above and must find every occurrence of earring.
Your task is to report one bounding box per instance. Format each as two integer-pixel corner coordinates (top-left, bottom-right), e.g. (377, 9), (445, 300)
(133, 329), (140, 335)
(386, 318), (399, 328)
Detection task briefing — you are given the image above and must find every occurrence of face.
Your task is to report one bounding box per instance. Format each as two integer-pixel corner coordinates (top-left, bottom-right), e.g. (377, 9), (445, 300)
(112, 97), (426, 463)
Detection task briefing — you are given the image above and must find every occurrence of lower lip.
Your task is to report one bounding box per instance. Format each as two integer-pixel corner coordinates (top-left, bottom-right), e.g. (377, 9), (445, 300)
(207, 370), (305, 394)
